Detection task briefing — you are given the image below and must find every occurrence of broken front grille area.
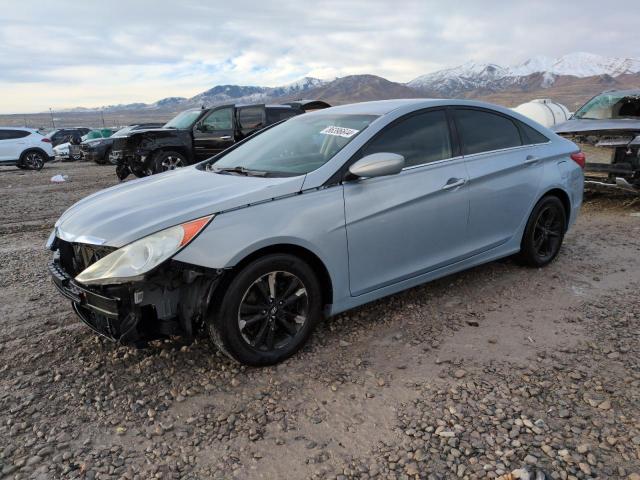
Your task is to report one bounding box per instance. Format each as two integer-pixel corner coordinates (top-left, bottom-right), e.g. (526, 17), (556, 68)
(56, 239), (116, 277)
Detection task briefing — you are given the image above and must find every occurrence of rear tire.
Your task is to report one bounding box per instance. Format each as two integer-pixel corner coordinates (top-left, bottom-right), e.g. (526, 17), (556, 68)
(519, 195), (566, 267)
(152, 150), (187, 174)
(207, 254), (323, 366)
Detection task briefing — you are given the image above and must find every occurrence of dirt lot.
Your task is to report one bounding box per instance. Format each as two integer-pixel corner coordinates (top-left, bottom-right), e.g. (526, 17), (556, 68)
(0, 162), (639, 480)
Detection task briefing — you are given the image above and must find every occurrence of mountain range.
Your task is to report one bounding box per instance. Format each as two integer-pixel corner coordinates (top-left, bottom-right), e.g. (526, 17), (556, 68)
(51, 52), (640, 115)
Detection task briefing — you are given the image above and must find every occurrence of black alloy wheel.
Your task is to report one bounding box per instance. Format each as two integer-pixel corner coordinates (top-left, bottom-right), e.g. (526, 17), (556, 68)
(208, 254), (322, 366)
(237, 271), (309, 351)
(22, 151), (45, 171)
(519, 195), (566, 267)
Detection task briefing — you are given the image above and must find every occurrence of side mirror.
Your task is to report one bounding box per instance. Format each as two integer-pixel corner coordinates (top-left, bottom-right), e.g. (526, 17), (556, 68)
(348, 153), (405, 179)
(195, 123), (206, 132)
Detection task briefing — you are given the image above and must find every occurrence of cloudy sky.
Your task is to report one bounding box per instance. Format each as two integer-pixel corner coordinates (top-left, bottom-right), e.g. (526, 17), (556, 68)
(0, 0), (637, 113)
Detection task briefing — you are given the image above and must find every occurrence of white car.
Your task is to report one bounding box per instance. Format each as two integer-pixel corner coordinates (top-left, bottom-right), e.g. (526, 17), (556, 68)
(53, 142), (71, 161)
(0, 127), (54, 170)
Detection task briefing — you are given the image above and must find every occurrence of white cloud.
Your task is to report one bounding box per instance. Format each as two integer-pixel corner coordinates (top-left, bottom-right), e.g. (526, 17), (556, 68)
(0, 0), (638, 113)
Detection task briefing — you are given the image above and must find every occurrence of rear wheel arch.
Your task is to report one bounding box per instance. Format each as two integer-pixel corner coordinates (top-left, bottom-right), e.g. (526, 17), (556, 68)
(540, 188), (571, 230)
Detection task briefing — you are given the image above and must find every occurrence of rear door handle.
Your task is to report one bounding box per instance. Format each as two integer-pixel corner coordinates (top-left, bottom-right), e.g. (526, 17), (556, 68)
(442, 178), (466, 190)
(524, 155), (539, 165)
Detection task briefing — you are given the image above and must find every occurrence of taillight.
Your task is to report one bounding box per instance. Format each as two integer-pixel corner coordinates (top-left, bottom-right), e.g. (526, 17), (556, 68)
(41, 138), (52, 143)
(570, 151), (586, 169)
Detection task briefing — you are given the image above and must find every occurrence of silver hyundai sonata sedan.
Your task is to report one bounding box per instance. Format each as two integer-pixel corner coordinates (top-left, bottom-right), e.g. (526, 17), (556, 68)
(48, 99), (584, 365)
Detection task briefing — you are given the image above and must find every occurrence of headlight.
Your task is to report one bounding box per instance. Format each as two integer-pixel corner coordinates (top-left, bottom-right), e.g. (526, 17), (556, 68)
(75, 215), (212, 285)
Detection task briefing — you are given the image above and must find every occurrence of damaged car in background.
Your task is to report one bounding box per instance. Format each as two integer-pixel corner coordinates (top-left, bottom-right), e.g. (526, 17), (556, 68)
(81, 123), (163, 164)
(48, 99), (583, 366)
(553, 89), (640, 192)
(112, 100), (330, 179)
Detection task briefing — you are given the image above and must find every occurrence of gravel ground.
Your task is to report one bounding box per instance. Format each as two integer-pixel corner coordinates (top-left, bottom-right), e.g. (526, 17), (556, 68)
(0, 162), (639, 480)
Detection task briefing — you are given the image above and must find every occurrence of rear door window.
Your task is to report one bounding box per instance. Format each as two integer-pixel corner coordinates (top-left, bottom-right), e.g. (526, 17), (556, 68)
(238, 107), (265, 130)
(455, 109), (522, 155)
(268, 108), (298, 123)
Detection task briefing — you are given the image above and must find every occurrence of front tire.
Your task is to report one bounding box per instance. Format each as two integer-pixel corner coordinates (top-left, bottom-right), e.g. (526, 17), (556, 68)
(519, 195), (566, 267)
(20, 150), (45, 171)
(208, 254), (323, 366)
(95, 148), (111, 165)
(152, 150), (187, 174)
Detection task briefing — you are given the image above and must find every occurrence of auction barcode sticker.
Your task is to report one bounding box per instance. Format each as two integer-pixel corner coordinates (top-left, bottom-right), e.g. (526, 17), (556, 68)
(320, 126), (359, 138)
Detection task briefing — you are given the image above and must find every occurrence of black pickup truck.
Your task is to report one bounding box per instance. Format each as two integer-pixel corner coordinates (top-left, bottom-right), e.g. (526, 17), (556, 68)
(113, 100), (330, 179)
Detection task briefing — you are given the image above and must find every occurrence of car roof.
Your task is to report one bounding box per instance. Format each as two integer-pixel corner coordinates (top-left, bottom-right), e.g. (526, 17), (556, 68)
(600, 89), (640, 96)
(305, 98), (522, 116)
(312, 99), (427, 116)
(0, 127), (38, 132)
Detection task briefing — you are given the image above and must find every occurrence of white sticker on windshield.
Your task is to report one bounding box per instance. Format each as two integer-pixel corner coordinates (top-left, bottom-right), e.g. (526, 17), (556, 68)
(320, 126), (359, 138)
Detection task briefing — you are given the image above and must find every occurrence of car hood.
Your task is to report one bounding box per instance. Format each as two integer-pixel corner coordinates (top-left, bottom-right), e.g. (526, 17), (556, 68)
(124, 127), (180, 138)
(553, 118), (640, 134)
(82, 138), (107, 146)
(55, 166), (306, 248)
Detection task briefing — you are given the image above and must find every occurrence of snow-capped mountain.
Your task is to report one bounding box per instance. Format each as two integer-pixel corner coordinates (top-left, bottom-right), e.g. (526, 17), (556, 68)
(408, 52), (640, 96)
(270, 76), (327, 96)
(184, 77), (327, 108)
(62, 77), (327, 112)
(407, 62), (510, 91)
(510, 52), (640, 77)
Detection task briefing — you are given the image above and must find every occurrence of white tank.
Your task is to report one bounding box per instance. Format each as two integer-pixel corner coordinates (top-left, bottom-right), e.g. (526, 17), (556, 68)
(512, 99), (571, 128)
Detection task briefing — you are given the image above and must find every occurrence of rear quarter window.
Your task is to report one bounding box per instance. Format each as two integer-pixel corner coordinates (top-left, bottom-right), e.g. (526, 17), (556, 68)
(455, 108), (522, 155)
(517, 121), (549, 145)
(268, 108), (299, 123)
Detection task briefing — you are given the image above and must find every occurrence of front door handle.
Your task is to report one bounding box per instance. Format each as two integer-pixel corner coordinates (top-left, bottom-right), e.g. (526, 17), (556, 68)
(219, 135), (232, 141)
(442, 178), (466, 190)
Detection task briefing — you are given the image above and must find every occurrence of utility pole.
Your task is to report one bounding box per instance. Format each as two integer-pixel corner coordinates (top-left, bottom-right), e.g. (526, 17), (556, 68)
(49, 108), (56, 128)
(101, 109), (106, 128)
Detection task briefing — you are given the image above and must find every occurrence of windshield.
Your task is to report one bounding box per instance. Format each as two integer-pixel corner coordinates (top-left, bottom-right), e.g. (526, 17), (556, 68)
(211, 114), (377, 176)
(81, 130), (103, 141)
(164, 110), (202, 129)
(574, 92), (640, 120)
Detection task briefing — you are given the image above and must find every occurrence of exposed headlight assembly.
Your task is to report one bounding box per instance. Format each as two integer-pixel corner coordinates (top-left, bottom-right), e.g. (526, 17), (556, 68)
(75, 216), (212, 286)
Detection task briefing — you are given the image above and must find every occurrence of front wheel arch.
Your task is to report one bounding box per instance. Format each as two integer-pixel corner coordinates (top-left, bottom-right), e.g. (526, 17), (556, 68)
(212, 244), (334, 313)
(20, 147), (49, 162)
(19, 148), (48, 169)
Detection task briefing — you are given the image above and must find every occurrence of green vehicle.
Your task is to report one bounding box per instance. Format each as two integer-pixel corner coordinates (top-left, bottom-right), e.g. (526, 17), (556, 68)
(69, 128), (114, 161)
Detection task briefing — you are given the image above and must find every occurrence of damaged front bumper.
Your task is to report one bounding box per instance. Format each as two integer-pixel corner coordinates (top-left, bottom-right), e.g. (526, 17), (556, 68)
(48, 250), (223, 344)
(113, 149), (151, 180)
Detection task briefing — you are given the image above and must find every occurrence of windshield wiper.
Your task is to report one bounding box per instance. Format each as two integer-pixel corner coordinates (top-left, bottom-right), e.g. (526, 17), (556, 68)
(211, 166), (268, 177)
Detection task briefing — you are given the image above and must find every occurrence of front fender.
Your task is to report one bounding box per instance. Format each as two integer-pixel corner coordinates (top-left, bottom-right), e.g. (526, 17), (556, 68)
(173, 186), (350, 308)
